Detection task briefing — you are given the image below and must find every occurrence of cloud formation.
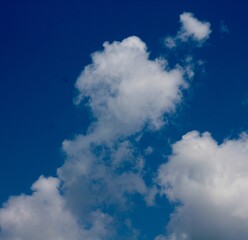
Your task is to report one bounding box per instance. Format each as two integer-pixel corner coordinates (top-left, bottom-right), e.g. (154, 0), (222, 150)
(157, 131), (248, 240)
(0, 176), (112, 240)
(0, 12), (210, 240)
(58, 36), (189, 234)
(165, 12), (211, 48)
(75, 36), (187, 140)
(0, 33), (191, 239)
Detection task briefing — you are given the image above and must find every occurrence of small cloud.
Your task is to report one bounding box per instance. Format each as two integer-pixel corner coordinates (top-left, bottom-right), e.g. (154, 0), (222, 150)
(220, 21), (229, 33)
(165, 12), (211, 48)
(179, 12), (211, 42)
(242, 94), (248, 107)
(164, 36), (176, 49)
(144, 146), (154, 155)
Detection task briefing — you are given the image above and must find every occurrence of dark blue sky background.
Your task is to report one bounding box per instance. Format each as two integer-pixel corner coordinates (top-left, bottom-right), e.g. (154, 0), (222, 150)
(0, 0), (248, 237)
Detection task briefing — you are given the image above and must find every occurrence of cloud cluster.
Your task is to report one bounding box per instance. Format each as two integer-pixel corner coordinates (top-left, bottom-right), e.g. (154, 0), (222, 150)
(165, 12), (211, 48)
(0, 12), (213, 240)
(157, 131), (248, 240)
(57, 35), (189, 233)
(0, 33), (191, 239)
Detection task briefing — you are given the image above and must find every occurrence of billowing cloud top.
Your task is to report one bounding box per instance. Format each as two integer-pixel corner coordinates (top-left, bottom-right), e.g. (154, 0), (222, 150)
(57, 36), (191, 229)
(158, 131), (248, 240)
(75, 36), (187, 140)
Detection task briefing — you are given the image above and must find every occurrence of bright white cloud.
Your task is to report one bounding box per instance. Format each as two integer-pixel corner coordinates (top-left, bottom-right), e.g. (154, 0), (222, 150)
(179, 12), (211, 42)
(0, 176), (112, 240)
(75, 36), (187, 140)
(165, 12), (211, 48)
(157, 131), (248, 240)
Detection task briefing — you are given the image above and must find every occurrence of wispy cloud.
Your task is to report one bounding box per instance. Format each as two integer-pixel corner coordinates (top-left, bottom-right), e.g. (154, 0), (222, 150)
(242, 94), (248, 107)
(220, 21), (229, 34)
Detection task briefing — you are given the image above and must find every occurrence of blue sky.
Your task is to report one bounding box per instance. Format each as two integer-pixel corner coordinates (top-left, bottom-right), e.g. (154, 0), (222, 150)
(1, 1), (248, 239)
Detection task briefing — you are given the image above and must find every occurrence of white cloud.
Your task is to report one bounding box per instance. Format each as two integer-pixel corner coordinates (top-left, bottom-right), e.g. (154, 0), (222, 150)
(165, 12), (211, 48)
(57, 35), (190, 220)
(0, 14), (207, 239)
(75, 36), (187, 140)
(0, 176), (112, 240)
(157, 131), (248, 240)
(179, 13), (211, 42)
(164, 37), (176, 49)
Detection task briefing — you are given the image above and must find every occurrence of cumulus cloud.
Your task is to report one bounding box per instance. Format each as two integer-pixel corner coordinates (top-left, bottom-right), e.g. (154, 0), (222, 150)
(157, 131), (248, 240)
(0, 34), (189, 240)
(0, 176), (112, 240)
(57, 35), (190, 218)
(165, 12), (211, 48)
(0, 13), (209, 239)
(75, 36), (187, 140)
